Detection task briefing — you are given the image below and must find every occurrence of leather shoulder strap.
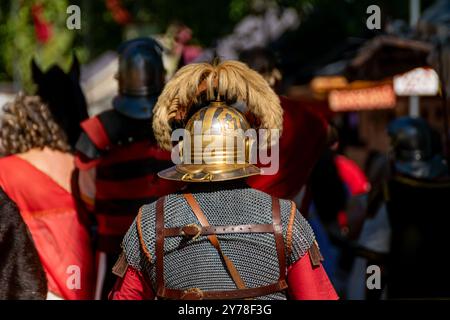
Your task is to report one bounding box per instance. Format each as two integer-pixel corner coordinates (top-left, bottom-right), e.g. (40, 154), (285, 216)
(155, 197), (166, 293)
(271, 196), (287, 282)
(112, 252), (128, 278)
(136, 207), (153, 263)
(286, 200), (297, 259)
(154, 194), (288, 300)
(183, 193), (247, 290)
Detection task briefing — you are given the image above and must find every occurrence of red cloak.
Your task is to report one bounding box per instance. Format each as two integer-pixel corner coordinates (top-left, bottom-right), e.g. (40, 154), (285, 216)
(0, 156), (94, 299)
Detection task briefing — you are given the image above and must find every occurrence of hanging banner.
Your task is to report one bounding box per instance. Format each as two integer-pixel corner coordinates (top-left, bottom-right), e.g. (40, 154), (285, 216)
(329, 84), (396, 112)
(393, 67), (439, 96)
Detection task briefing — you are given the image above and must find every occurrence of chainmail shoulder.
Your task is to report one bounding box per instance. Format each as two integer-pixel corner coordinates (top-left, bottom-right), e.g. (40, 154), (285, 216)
(121, 203), (155, 272)
(121, 184), (315, 300)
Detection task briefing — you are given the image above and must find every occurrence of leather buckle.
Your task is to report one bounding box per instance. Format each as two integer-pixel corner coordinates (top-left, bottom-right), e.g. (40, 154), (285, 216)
(181, 288), (204, 300)
(279, 279), (288, 290)
(181, 224), (202, 240)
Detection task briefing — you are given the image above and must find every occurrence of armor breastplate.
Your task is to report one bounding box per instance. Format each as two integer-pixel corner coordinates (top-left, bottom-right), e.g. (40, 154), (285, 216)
(122, 184), (316, 300)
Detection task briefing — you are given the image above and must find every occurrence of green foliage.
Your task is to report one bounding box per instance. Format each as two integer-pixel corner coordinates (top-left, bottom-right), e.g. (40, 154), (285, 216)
(125, 0), (237, 46)
(0, 0), (428, 90)
(0, 0), (79, 93)
(229, 0), (252, 22)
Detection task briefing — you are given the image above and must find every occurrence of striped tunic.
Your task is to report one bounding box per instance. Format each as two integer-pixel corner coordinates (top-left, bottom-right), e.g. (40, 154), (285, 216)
(74, 109), (182, 254)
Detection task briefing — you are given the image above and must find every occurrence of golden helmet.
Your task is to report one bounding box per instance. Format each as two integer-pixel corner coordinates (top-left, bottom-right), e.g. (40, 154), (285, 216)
(158, 101), (260, 182)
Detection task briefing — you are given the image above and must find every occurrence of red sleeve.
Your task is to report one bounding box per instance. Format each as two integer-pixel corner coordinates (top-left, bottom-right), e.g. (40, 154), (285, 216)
(109, 266), (155, 300)
(287, 252), (339, 300)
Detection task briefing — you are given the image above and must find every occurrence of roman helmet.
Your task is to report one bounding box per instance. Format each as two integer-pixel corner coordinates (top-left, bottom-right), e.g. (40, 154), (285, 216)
(152, 60), (283, 182)
(158, 102), (261, 181)
(388, 117), (447, 179)
(113, 37), (165, 119)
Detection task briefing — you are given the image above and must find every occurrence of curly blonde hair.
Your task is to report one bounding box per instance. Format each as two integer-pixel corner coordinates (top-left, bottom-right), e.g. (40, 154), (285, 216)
(0, 94), (70, 155)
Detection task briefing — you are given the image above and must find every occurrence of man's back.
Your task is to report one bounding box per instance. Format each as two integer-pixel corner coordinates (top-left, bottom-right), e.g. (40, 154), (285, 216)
(122, 182), (315, 300)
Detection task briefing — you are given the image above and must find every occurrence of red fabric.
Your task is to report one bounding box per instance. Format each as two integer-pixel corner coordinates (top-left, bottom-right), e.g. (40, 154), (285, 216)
(95, 175), (177, 200)
(183, 45), (203, 64)
(110, 253), (338, 300)
(106, 0), (132, 25)
(248, 96), (328, 199)
(76, 155), (181, 252)
(334, 155), (370, 196)
(96, 214), (135, 236)
(0, 156), (94, 299)
(337, 210), (348, 229)
(75, 140), (172, 170)
(80, 117), (111, 151)
(31, 4), (52, 44)
(109, 266), (154, 300)
(287, 252), (338, 300)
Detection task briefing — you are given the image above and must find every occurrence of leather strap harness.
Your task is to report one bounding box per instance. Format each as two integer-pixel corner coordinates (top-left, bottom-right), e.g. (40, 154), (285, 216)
(149, 193), (288, 300)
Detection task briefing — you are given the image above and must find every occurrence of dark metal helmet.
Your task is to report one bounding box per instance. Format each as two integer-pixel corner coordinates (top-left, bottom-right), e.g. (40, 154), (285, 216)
(387, 117), (447, 179)
(113, 37), (165, 119)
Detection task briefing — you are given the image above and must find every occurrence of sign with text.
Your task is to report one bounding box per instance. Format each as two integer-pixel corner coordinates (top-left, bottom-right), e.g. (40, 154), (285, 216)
(329, 84), (396, 112)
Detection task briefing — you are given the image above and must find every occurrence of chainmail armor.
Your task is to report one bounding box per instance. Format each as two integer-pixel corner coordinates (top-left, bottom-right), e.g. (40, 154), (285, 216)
(122, 184), (315, 300)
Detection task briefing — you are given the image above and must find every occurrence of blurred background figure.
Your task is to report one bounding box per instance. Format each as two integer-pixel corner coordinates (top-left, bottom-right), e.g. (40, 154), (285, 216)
(73, 37), (181, 300)
(0, 187), (47, 300)
(388, 117), (447, 179)
(306, 147), (348, 296)
(304, 125), (370, 298)
(240, 48), (372, 298)
(0, 94), (94, 300)
(348, 117), (450, 299)
(240, 47), (329, 199)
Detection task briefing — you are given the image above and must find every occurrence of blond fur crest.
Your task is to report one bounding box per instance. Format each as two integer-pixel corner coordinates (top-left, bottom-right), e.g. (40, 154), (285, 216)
(152, 60), (283, 150)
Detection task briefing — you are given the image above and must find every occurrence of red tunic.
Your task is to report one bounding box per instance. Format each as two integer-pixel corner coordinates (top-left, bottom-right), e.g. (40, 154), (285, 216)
(109, 252), (338, 300)
(334, 155), (371, 231)
(334, 155), (370, 196)
(0, 156), (94, 299)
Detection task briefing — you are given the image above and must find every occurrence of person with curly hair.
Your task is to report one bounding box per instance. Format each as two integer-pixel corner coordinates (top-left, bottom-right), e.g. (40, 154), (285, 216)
(0, 94), (94, 300)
